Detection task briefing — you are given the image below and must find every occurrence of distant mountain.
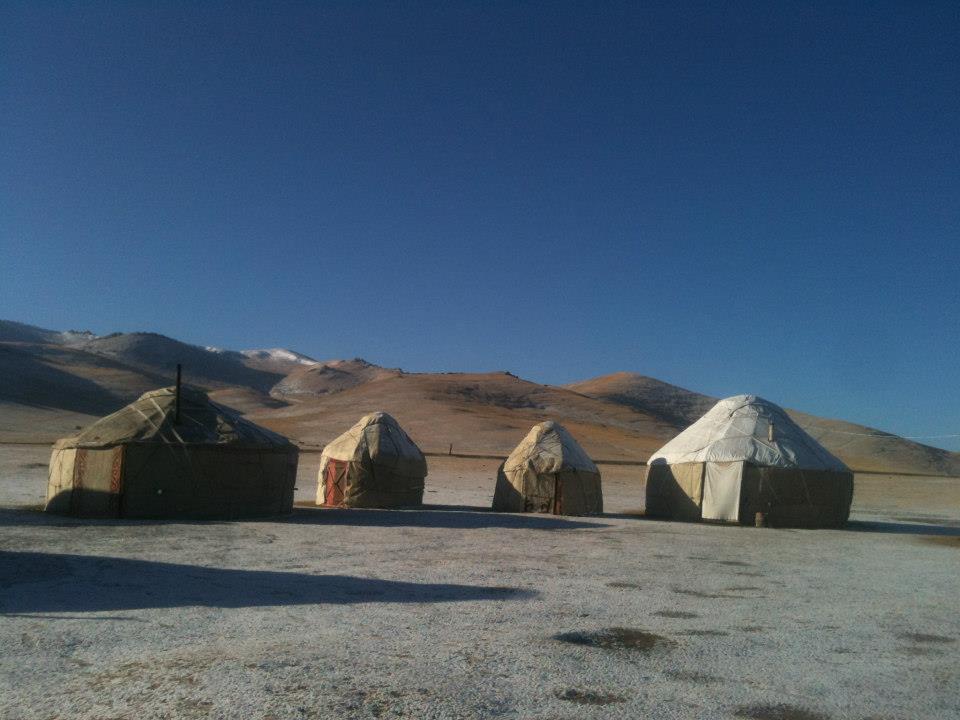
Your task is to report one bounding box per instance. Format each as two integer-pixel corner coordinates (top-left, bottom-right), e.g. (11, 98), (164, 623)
(0, 343), (140, 415)
(270, 358), (401, 399)
(0, 319), (97, 346)
(2, 318), (958, 475)
(0, 337), (165, 441)
(254, 371), (677, 458)
(0, 322), (317, 386)
(239, 348), (318, 374)
(0, 321), (316, 439)
(69, 332), (283, 392)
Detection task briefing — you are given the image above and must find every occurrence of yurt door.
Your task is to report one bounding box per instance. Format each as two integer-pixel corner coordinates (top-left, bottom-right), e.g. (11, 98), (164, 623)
(324, 460), (346, 506)
(71, 448), (125, 518)
(702, 461), (744, 522)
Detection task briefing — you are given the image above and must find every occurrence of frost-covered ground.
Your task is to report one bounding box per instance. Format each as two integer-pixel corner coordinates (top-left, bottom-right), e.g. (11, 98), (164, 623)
(1, 445), (958, 720)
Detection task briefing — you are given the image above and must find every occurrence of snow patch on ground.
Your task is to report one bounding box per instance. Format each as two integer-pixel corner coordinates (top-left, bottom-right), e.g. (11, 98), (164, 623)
(241, 348), (318, 365)
(57, 330), (99, 345)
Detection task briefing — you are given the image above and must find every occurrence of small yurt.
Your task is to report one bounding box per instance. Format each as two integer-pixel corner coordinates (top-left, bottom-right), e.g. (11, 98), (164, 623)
(492, 421), (602, 515)
(46, 386), (299, 518)
(317, 412), (427, 508)
(645, 395), (853, 527)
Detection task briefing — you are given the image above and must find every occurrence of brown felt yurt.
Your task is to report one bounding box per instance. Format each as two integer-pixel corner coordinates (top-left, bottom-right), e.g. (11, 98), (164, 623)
(316, 412), (427, 508)
(645, 395), (853, 528)
(492, 421), (602, 516)
(45, 386), (299, 519)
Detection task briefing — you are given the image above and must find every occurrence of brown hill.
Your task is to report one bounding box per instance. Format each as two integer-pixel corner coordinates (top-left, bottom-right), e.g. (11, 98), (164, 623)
(0, 342), (161, 414)
(566, 372), (715, 427)
(2, 319), (958, 476)
(566, 372), (960, 476)
(206, 387), (290, 415)
(0, 341), (162, 442)
(0, 320), (65, 345)
(249, 372), (676, 460)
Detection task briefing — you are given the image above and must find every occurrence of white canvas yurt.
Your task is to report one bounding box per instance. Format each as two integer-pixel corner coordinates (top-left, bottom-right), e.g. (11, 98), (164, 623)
(492, 421), (603, 516)
(317, 412), (427, 508)
(645, 395), (853, 527)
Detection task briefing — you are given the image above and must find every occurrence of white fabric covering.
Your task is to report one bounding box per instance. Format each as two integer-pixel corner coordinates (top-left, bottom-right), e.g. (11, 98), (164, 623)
(648, 395), (849, 471)
(702, 461), (743, 521)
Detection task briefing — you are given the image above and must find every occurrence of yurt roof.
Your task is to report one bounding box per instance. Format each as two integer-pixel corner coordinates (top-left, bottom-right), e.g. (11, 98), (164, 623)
(320, 411), (426, 466)
(504, 421), (598, 475)
(57, 386), (295, 449)
(648, 395), (848, 471)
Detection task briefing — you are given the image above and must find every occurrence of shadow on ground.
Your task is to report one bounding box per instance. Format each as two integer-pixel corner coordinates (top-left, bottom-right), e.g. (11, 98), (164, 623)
(844, 520), (960, 537)
(283, 505), (608, 530)
(0, 505), (607, 531)
(0, 551), (536, 614)
(597, 513), (960, 537)
(8, 506), (957, 535)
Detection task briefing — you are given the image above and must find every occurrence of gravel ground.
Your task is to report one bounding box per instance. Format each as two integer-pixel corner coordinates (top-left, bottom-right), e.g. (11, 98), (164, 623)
(1, 445), (958, 720)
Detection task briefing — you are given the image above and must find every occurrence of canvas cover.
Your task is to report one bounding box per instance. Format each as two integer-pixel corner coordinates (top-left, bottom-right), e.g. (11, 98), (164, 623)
(645, 462), (703, 520)
(492, 421), (602, 515)
(46, 386), (299, 518)
(702, 461), (743, 522)
(648, 395), (848, 471)
(61, 386), (292, 448)
(739, 465), (853, 528)
(317, 412), (427, 508)
(645, 396), (853, 527)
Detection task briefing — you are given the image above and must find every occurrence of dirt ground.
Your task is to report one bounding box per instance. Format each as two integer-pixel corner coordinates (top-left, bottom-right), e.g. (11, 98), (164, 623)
(1, 444), (958, 719)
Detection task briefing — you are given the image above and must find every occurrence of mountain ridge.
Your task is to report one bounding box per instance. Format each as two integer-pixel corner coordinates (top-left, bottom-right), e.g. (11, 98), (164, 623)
(2, 319), (958, 475)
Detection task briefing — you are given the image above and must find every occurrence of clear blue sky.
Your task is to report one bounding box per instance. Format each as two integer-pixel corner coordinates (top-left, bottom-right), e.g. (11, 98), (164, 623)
(1, 2), (958, 449)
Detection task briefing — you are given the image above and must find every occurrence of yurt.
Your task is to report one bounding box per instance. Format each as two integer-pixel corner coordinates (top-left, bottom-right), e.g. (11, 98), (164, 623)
(317, 412), (427, 508)
(46, 386), (299, 518)
(645, 395), (853, 527)
(492, 421), (602, 515)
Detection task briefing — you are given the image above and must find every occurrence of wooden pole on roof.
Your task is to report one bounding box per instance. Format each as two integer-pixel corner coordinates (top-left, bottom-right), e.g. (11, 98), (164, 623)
(175, 364), (182, 425)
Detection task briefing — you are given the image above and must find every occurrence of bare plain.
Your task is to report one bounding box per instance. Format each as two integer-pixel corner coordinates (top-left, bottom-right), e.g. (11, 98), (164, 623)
(1, 445), (958, 720)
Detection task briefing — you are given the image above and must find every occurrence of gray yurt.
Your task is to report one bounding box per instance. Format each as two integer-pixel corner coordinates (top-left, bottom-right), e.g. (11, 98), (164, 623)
(46, 386), (299, 518)
(492, 421), (602, 515)
(317, 412), (427, 508)
(645, 395), (853, 527)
